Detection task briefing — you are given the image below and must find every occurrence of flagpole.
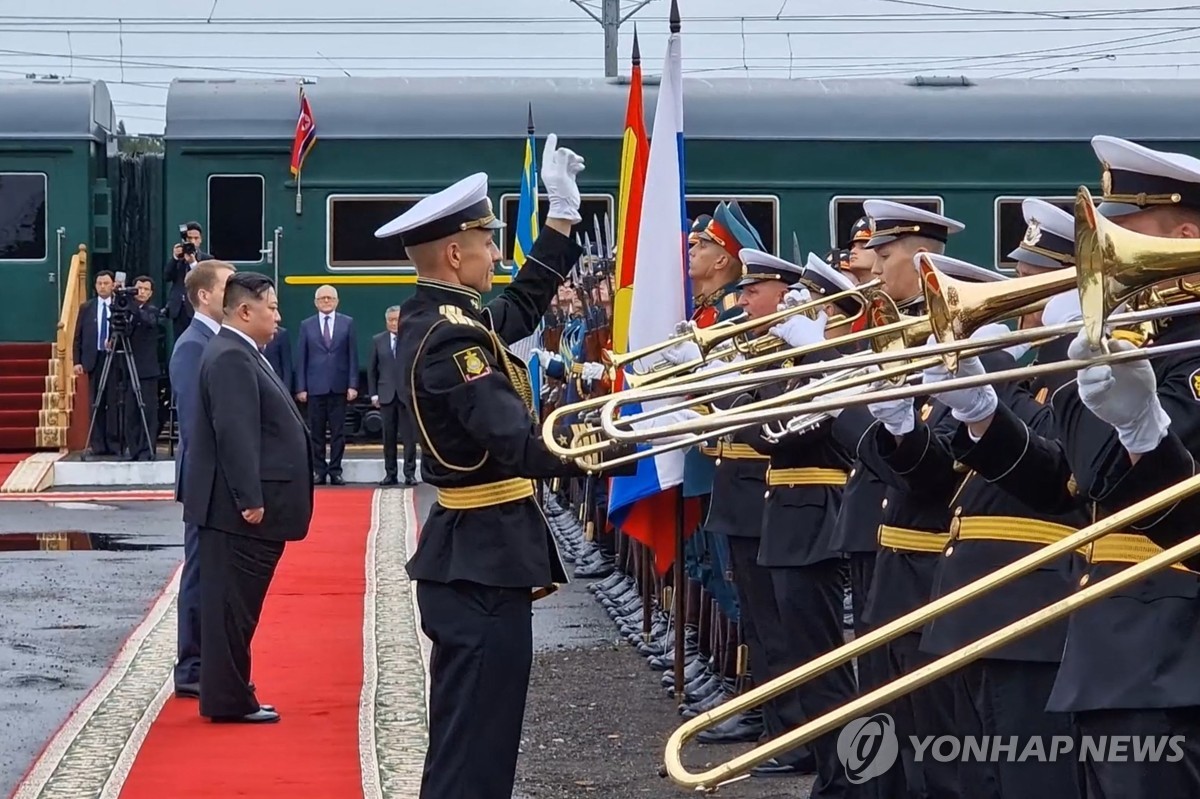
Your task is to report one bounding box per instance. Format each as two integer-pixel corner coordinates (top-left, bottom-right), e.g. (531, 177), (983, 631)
(295, 167), (303, 215)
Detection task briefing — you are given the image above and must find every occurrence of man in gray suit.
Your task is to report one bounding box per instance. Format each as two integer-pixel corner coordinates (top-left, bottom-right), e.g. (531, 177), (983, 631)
(169, 259), (237, 698)
(367, 305), (417, 486)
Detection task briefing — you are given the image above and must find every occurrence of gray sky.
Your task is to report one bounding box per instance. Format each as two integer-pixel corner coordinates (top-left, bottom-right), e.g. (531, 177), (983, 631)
(6, 0), (1200, 134)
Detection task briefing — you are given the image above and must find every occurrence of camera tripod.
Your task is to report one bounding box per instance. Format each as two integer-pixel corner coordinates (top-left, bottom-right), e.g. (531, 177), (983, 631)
(81, 325), (156, 463)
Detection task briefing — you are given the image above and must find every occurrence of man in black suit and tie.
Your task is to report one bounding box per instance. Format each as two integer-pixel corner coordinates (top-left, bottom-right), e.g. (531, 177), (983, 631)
(165, 222), (214, 340)
(183, 271), (313, 724)
(264, 325), (294, 393)
(367, 305), (416, 486)
(71, 269), (121, 456)
(125, 275), (163, 461)
(295, 286), (359, 485)
(169, 260), (236, 699)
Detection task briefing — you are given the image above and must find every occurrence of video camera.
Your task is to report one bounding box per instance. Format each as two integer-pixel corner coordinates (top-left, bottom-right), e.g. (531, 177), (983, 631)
(109, 271), (141, 335)
(179, 224), (197, 257)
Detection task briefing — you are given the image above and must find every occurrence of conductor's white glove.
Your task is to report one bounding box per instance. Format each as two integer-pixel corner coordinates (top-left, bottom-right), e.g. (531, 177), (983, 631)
(580, 362), (605, 382)
(541, 133), (585, 224)
(771, 311), (826, 349)
(662, 340), (701, 366)
(780, 288), (812, 309)
(922, 356), (997, 424)
(868, 395), (915, 436)
(1069, 329), (1169, 454)
(1043, 291), (1083, 327)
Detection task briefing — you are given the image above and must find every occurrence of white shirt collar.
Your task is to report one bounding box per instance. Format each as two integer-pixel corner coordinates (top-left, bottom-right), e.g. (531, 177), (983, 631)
(195, 311), (221, 334)
(221, 324), (269, 359)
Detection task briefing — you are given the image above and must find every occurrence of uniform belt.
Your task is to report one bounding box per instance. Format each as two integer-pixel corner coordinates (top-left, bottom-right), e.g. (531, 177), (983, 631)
(436, 478), (536, 510)
(1086, 533), (1197, 574)
(707, 441), (770, 461)
(878, 525), (950, 554)
(766, 467), (848, 487)
(951, 516), (1076, 547)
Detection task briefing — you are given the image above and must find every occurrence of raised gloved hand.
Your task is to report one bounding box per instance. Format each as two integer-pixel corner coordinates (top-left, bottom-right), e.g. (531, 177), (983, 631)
(1068, 329), (1169, 454)
(780, 288), (812, 310)
(922, 355), (997, 423)
(868, 394), (915, 436)
(541, 133), (585, 224)
(580, 361), (605, 382)
(770, 310), (827, 348)
(662, 339), (701, 366)
(1043, 291), (1083, 327)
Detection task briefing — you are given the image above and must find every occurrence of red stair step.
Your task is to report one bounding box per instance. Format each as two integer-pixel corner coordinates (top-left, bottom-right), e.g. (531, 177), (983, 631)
(0, 410), (40, 428)
(0, 428), (36, 451)
(0, 392), (43, 412)
(0, 343), (52, 360)
(0, 359), (48, 378)
(0, 376), (44, 393)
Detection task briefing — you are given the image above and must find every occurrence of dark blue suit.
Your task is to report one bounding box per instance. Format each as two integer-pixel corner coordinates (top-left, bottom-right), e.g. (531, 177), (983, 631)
(296, 312), (358, 480)
(168, 315), (216, 688)
(264, 326), (294, 394)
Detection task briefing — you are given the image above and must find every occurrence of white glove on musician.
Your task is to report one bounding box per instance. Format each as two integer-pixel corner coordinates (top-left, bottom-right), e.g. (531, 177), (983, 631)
(780, 288), (812, 309)
(629, 408), (703, 446)
(1068, 329), (1170, 455)
(662, 339), (702, 365)
(529, 347), (555, 366)
(771, 310), (827, 349)
(580, 362), (605, 382)
(1043, 291), (1083, 327)
(868, 394), (915, 436)
(921, 355), (997, 424)
(540, 133), (585, 224)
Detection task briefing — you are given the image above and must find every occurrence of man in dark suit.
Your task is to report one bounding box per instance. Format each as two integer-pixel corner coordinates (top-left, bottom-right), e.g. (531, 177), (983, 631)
(183, 271), (313, 724)
(72, 269), (121, 456)
(295, 286), (358, 485)
(264, 325), (294, 393)
(165, 222), (214, 340)
(125, 275), (163, 461)
(367, 305), (416, 486)
(168, 260), (236, 698)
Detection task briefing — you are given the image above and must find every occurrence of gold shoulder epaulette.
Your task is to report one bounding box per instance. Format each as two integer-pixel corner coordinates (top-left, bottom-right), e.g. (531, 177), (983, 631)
(720, 293), (739, 312)
(439, 305), (485, 329)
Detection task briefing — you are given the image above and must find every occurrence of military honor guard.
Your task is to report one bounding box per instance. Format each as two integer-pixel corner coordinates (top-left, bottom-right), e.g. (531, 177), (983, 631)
(374, 135), (633, 799)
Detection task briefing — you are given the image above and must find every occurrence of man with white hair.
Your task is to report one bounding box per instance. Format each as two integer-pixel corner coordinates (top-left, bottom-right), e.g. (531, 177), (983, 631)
(296, 284), (359, 485)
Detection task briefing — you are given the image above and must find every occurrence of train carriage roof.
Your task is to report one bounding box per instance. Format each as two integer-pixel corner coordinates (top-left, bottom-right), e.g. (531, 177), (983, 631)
(0, 78), (115, 142)
(166, 76), (1200, 143)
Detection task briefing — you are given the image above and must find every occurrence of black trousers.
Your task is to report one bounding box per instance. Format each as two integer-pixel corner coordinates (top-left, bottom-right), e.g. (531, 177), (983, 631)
(417, 580), (533, 799)
(726, 536), (810, 767)
(380, 400), (416, 480)
(771, 561), (863, 798)
(887, 632), (963, 798)
(954, 659), (1081, 798)
(124, 376), (158, 459)
(86, 355), (120, 454)
(1077, 707), (1200, 798)
(307, 393), (347, 478)
(198, 527), (285, 719)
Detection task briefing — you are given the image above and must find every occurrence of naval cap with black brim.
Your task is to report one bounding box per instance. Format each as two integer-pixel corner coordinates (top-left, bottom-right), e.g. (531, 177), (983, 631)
(1092, 135), (1200, 219)
(918, 252), (1008, 283)
(800, 251), (861, 316)
(374, 172), (505, 247)
(862, 199), (965, 250)
(737, 248), (806, 288)
(1007, 198), (1074, 270)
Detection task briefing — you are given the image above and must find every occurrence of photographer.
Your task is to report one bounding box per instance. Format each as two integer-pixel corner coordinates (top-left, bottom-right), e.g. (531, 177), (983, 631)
(125, 276), (163, 460)
(165, 222), (213, 340)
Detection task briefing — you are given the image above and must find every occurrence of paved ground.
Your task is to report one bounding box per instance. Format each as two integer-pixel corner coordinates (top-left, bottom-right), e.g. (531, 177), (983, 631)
(0, 498), (183, 798)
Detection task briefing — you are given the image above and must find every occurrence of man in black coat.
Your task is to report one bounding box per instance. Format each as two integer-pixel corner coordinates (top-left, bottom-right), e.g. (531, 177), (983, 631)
(72, 269), (120, 455)
(182, 271), (314, 724)
(367, 305), (416, 486)
(125, 275), (163, 460)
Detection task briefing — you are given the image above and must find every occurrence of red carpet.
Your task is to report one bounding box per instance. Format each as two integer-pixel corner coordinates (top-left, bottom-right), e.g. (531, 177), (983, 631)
(0, 453), (25, 484)
(118, 488), (375, 798)
(0, 342), (50, 451)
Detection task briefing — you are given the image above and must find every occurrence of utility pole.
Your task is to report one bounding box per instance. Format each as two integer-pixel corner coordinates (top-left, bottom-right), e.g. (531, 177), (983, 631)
(568, 0), (655, 78)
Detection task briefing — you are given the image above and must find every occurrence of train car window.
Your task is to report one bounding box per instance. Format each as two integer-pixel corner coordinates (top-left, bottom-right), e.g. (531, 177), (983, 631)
(685, 195), (779, 256)
(498, 194), (614, 263)
(327, 195), (424, 269)
(207, 175), (265, 263)
(829, 196), (943, 251)
(0, 173), (48, 261)
(994, 195), (1079, 274)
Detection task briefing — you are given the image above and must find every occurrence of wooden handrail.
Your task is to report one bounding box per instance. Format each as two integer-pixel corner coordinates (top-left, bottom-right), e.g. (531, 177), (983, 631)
(44, 244), (88, 451)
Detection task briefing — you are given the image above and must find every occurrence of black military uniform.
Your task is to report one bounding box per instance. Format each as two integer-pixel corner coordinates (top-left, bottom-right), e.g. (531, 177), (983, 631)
(954, 135), (1200, 799)
(376, 171), (630, 799)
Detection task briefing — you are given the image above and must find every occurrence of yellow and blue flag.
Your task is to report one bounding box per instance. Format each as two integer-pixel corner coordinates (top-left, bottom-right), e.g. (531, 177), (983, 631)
(512, 103), (539, 270)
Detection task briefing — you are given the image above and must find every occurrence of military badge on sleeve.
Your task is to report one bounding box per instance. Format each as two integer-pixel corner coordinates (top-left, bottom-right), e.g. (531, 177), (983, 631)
(1190, 369), (1200, 401)
(453, 346), (492, 382)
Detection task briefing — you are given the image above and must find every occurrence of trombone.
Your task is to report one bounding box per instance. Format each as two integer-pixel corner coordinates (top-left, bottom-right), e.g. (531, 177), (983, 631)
(659, 183), (1200, 789)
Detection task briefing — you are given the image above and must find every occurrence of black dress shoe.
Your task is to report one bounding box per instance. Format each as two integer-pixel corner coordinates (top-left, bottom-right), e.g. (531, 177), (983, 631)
(379, 475), (398, 486)
(174, 682), (200, 699)
(695, 711), (764, 744)
(403, 476), (417, 486)
(750, 757), (800, 777)
(210, 708), (280, 724)
(314, 475), (328, 485)
(329, 475), (346, 486)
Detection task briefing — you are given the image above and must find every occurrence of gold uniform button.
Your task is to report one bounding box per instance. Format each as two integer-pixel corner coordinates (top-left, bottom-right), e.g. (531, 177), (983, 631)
(1080, 574), (1090, 587)
(764, 490), (770, 499)
(850, 468), (857, 478)
(953, 506), (963, 517)
(881, 498), (889, 509)
(715, 458), (722, 466)
(945, 546), (954, 557)
(949, 517), (962, 537)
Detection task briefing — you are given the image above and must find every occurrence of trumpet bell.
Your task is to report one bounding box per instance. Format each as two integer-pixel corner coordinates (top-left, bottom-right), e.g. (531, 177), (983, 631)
(1076, 185), (1200, 349)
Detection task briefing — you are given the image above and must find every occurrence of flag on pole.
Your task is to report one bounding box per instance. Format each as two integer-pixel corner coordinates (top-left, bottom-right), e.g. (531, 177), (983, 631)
(289, 87), (317, 177)
(606, 10), (697, 576)
(512, 103), (539, 270)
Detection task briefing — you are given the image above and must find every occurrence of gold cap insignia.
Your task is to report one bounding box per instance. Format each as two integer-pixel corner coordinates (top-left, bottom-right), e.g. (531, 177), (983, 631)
(1022, 219), (1042, 248)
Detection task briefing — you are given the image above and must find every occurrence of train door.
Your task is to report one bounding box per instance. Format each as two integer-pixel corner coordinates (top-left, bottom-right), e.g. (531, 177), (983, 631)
(0, 166), (61, 341)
